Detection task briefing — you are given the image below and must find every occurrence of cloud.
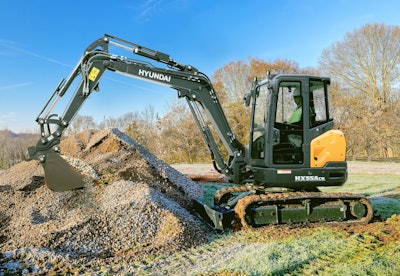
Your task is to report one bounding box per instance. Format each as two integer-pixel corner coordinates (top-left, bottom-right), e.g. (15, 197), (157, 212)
(128, 0), (165, 21)
(22, 50), (71, 67)
(0, 82), (34, 91)
(0, 39), (71, 67)
(141, 0), (163, 16)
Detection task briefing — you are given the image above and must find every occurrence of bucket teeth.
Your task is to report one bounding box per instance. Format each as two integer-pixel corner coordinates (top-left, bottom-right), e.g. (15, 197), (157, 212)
(43, 153), (85, 192)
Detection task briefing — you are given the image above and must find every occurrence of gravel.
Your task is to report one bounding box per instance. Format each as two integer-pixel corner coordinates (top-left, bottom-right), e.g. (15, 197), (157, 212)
(0, 128), (207, 274)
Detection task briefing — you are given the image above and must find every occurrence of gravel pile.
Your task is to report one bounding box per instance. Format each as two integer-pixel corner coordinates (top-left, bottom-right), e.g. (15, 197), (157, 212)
(0, 128), (206, 274)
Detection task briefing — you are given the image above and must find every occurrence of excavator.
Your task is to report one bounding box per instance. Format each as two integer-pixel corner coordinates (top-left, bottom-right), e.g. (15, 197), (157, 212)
(28, 34), (373, 230)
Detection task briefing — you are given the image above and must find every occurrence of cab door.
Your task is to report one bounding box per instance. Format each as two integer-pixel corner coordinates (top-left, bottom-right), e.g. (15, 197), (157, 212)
(271, 80), (304, 165)
(249, 77), (306, 167)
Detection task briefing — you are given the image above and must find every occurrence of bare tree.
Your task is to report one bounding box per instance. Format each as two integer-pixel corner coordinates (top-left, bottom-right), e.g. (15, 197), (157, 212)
(212, 58), (304, 147)
(212, 60), (250, 103)
(320, 23), (400, 109)
(0, 130), (39, 169)
(66, 115), (97, 135)
(249, 58), (300, 79)
(159, 103), (209, 163)
(319, 23), (400, 159)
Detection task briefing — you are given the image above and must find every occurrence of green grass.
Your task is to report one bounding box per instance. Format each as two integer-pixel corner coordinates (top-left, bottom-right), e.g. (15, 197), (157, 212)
(299, 225), (400, 276)
(199, 183), (233, 206)
(135, 218), (400, 275)
(217, 229), (348, 275)
(143, 164), (400, 275)
(370, 197), (400, 219)
(321, 174), (400, 196)
(321, 173), (400, 219)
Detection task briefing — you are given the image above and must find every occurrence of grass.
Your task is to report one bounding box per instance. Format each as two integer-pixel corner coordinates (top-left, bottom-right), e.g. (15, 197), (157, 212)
(216, 229), (348, 275)
(199, 183), (233, 206)
(299, 224), (400, 275)
(132, 163), (400, 275)
(136, 217), (400, 275)
(321, 174), (400, 196)
(321, 173), (400, 219)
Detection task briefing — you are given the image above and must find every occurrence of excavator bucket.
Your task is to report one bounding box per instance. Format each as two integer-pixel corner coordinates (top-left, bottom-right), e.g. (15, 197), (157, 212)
(43, 153), (85, 192)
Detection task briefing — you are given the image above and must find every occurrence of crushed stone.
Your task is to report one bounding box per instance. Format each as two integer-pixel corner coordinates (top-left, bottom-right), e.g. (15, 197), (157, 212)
(0, 128), (207, 274)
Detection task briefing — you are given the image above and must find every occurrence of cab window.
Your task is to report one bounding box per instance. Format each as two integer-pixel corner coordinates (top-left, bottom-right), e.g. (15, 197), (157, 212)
(309, 80), (330, 127)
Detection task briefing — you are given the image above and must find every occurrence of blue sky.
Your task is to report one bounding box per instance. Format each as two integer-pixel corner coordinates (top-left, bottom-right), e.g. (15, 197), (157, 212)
(1, 0), (399, 132)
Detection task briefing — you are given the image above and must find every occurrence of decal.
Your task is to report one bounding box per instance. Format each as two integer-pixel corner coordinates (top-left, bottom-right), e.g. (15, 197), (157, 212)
(277, 169), (292, 174)
(295, 175), (326, 182)
(88, 67), (100, 81)
(138, 69), (171, 82)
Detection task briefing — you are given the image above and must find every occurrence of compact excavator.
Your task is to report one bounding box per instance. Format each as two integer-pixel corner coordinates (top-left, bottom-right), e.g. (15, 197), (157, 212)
(28, 34), (373, 230)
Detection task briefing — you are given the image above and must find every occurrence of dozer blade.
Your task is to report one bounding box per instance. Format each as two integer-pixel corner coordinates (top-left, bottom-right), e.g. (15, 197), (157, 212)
(43, 153), (85, 192)
(192, 199), (235, 231)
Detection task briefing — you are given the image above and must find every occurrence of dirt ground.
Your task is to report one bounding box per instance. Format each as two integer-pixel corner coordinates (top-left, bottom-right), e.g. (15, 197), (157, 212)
(347, 162), (400, 175)
(171, 163), (226, 183)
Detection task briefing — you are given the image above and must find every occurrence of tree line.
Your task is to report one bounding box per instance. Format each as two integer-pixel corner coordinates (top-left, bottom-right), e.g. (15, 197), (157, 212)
(0, 130), (38, 169)
(1, 23), (399, 169)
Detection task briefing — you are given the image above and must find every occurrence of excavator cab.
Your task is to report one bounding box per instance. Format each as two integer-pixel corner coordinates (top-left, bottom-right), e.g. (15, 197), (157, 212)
(247, 74), (347, 190)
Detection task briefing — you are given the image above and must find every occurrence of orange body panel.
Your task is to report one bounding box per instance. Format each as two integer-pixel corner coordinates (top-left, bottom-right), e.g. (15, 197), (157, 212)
(310, 130), (346, 168)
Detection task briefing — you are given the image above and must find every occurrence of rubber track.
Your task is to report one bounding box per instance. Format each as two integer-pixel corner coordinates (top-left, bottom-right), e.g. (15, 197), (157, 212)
(214, 186), (264, 205)
(233, 192), (374, 229)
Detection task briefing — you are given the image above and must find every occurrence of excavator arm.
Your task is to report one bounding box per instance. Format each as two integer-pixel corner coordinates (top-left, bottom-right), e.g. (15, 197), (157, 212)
(28, 34), (246, 191)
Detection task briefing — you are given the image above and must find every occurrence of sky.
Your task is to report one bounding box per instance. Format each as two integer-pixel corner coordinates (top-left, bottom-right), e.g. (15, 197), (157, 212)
(0, 0), (399, 133)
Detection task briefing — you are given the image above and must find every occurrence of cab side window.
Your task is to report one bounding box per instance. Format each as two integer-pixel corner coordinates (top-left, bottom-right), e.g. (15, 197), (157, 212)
(309, 80), (329, 128)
